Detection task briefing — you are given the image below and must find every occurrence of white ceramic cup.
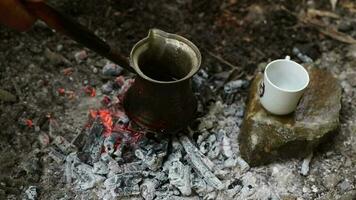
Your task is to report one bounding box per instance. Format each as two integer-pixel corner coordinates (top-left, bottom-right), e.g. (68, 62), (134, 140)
(259, 56), (310, 115)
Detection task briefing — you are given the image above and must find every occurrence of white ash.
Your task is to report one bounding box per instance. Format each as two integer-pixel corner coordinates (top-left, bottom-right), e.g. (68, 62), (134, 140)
(24, 186), (38, 200)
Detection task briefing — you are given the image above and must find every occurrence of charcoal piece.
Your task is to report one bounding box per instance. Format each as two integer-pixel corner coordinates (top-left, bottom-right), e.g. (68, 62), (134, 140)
(199, 134), (216, 155)
(108, 161), (145, 176)
(71, 131), (89, 151)
(179, 135), (223, 190)
(80, 118), (104, 164)
(140, 179), (159, 200)
(113, 143), (125, 161)
(89, 137), (104, 164)
(101, 81), (114, 94)
(135, 148), (166, 171)
(224, 80), (247, 94)
(111, 185), (140, 198)
(24, 186), (38, 200)
(48, 147), (66, 164)
(224, 157), (238, 168)
(65, 152), (81, 184)
(101, 152), (115, 163)
(93, 161), (109, 175)
(104, 136), (115, 154)
(191, 177), (214, 195)
(116, 114), (130, 125)
(89, 118), (104, 137)
(222, 135), (233, 158)
(102, 62), (123, 76)
(300, 152), (313, 176)
(203, 191), (218, 200)
(293, 47), (313, 63)
(74, 163), (106, 191)
(53, 136), (76, 155)
(236, 156), (250, 172)
(148, 171), (168, 184)
(225, 179), (242, 198)
(105, 173), (142, 197)
(168, 160), (192, 196)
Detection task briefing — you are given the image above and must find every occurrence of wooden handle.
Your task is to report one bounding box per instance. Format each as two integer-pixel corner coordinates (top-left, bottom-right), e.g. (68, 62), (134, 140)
(24, 1), (135, 73)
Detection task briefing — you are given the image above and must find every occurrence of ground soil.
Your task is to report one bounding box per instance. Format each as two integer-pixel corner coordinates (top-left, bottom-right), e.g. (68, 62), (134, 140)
(0, 0), (355, 199)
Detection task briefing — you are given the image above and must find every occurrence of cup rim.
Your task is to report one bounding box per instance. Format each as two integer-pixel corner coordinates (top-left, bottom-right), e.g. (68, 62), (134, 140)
(130, 29), (201, 84)
(264, 59), (310, 93)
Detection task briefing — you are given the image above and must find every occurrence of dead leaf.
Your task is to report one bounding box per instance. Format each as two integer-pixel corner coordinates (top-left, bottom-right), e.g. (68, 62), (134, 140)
(0, 88), (17, 102)
(307, 8), (340, 19)
(318, 28), (356, 44)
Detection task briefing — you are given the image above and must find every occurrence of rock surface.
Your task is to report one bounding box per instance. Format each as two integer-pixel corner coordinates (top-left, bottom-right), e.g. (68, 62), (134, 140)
(239, 67), (341, 166)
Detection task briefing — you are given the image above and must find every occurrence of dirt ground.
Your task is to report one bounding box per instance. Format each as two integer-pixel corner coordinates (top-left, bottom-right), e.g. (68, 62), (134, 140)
(0, 0), (355, 199)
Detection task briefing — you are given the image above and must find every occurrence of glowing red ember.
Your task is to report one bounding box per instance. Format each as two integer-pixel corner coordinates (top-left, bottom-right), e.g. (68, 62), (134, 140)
(84, 86), (96, 97)
(26, 119), (33, 128)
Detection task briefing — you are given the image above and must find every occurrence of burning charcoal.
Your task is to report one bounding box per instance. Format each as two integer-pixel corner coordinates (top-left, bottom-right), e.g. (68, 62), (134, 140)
(292, 47), (313, 63)
(140, 179), (159, 200)
(101, 81), (114, 94)
(53, 136), (76, 155)
(300, 152), (313, 176)
(93, 161), (109, 175)
(24, 186), (38, 200)
(48, 147), (66, 164)
(236, 156), (250, 172)
(74, 50), (88, 63)
(102, 62), (123, 76)
(224, 80), (248, 94)
(168, 160), (192, 196)
(179, 136), (223, 190)
(104, 136), (115, 154)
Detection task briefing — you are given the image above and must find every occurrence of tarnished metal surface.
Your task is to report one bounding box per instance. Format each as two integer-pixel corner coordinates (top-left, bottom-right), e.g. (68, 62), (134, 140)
(124, 29), (201, 133)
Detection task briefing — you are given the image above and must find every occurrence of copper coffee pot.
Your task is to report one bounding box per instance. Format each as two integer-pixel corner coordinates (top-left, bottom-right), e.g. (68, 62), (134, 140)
(124, 29), (201, 133)
(20, 2), (201, 133)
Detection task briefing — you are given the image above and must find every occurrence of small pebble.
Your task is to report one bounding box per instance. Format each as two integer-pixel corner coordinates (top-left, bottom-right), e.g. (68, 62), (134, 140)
(101, 81), (114, 94)
(102, 62), (123, 76)
(74, 50), (88, 63)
